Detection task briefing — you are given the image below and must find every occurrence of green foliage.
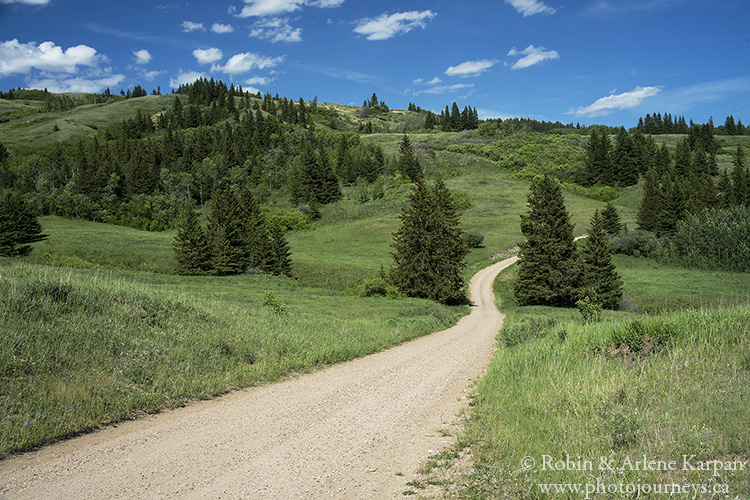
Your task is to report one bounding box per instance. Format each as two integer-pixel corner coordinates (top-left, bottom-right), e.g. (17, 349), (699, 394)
(668, 205), (750, 272)
(346, 277), (401, 298)
(579, 210), (623, 309)
(390, 176), (468, 304)
(397, 134), (421, 181)
(600, 202), (625, 235)
(610, 229), (660, 258)
(0, 190), (43, 256)
(463, 230), (485, 248)
(173, 205), (211, 275)
(262, 291), (286, 314)
(575, 295), (602, 323)
(514, 175), (580, 307)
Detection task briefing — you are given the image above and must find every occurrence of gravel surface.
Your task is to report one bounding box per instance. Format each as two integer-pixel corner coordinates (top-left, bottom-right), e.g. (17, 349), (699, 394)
(0, 256), (517, 499)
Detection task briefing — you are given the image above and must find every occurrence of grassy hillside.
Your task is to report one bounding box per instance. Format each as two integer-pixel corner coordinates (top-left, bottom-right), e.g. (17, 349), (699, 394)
(0, 94), (176, 148)
(0, 259), (464, 456)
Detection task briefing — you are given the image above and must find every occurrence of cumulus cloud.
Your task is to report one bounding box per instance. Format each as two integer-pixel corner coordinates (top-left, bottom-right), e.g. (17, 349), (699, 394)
(249, 18), (302, 42)
(505, 0), (555, 16)
(311, 0), (344, 7)
(245, 76), (272, 86)
(210, 51), (284, 74)
(353, 10), (436, 41)
(170, 70), (208, 88)
(445, 59), (498, 77)
(0, 39), (101, 76)
(211, 23), (235, 34)
(181, 21), (205, 32)
(193, 48), (223, 64)
(27, 75), (124, 93)
(567, 86), (662, 117)
(507, 45), (559, 69)
(235, 0), (305, 17)
(133, 49), (152, 65)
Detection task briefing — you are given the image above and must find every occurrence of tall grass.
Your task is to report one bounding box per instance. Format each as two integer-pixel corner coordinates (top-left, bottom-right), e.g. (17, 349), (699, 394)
(0, 260), (464, 456)
(457, 306), (750, 499)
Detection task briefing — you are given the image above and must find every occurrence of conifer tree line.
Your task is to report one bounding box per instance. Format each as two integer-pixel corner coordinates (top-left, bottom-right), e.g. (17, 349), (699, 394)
(0, 78), (392, 232)
(514, 175), (622, 309)
(637, 112), (748, 136)
(390, 175), (468, 304)
(578, 122), (721, 188)
(173, 185), (291, 276)
(637, 145), (749, 236)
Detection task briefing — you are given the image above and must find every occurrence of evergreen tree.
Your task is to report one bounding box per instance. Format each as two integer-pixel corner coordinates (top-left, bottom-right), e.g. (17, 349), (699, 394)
(0, 190), (43, 256)
(580, 210), (623, 309)
(207, 185), (244, 275)
(397, 134), (420, 181)
(266, 223), (293, 277)
(238, 187), (270, 270)
(600, 202), (624, 235)
(657, 174), (687, 237)
(390, 176), (468, 304)
(513, 175), (580, 307)
(637, 168), (660, 232)
(173, 205), (211, 275)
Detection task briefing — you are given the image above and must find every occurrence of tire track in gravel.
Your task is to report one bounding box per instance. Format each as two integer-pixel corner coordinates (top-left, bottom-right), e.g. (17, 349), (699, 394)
(0, 256), (518, 499)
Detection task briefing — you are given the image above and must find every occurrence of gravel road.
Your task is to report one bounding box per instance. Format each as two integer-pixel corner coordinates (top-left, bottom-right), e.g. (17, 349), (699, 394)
(0, 256), (517, 499)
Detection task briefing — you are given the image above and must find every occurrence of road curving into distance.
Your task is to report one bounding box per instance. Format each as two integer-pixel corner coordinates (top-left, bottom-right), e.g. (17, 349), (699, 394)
(0, 256), (519, 499)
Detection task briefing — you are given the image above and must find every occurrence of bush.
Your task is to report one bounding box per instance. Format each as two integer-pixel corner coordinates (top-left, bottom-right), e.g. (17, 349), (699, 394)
(609, 229), (660, 258)
(463, 230), (485, 248)
(669, 206), (750, 272)
(451, 191), (471, 210)
(346, 277), (400, 298)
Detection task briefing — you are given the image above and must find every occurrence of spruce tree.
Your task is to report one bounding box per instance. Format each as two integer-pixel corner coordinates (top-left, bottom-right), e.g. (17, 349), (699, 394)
(600, 202), (624, 236)
(637, 168), (660, 232)
(0, 190), (43, 256)
(397, 134), (420, 181)
(266, 223), (293, 277)
(390, 176), (468, 304)
(207, 185), (244, 274)
(513, 175), (580, 307)
(173, 206), (211, 275)
(580, 210), (623, 309)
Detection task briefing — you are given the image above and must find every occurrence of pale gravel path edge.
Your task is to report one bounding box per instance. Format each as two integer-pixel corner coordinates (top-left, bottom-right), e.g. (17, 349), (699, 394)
(0, 256), (518, 500)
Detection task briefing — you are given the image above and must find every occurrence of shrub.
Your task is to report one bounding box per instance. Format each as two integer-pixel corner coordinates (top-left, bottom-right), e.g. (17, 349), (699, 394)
(669, 206), (750, 272)
(463, 230), (485, 248)
(346, 278), (400, 298)
(451, 191), (471, 210)
(262, 291), (286, 314)
(609, 229), (660, 258)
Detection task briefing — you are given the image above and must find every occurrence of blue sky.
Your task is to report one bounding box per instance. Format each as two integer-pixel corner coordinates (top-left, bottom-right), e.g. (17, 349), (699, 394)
(1, 0), (748, 127)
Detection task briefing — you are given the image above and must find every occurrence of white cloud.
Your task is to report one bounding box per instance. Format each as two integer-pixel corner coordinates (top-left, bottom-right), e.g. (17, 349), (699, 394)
(354, 10), (436, 41)
(420, 83), (474, 95)
(0, 39), (100, 77)
(413, 76), (442, 85)
(249, 18), (302, 42)
(181, 21), (205, 32)
(505, 0), (555, 16)
(235, 0), (306, 17)
(445, 59), (498, 77)
(170, 70), (208, 88)
(211, 23), (235, 34)
(311, 0), (344, 6)
(139, 69), (165, 81)
(133, 49), (152, 65)
(0, 0), (51, 4)
(245, 76), (272, 85)
(507, 45), (559, 69)
(211, 51), (284, 74)
(27, 74), (125, 93)
(567, 86), (662, 117)
(193, 48), (223, 64)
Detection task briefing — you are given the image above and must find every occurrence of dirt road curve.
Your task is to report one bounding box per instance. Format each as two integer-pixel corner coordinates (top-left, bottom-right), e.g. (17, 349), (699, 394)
(0, 256), (517, 500)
